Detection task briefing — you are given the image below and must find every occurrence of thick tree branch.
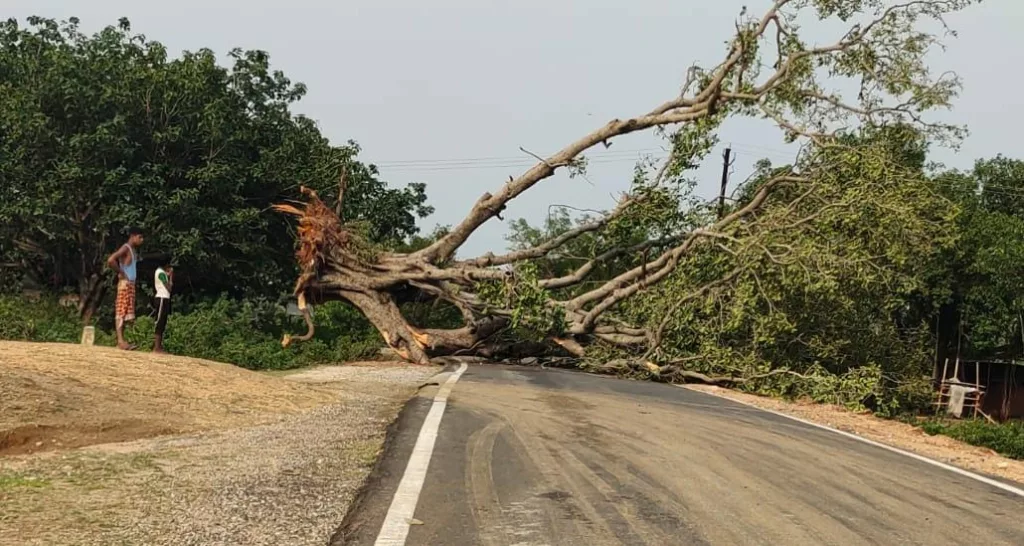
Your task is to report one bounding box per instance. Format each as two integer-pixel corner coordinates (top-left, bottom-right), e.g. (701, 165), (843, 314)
(413, 1), (950, 267)
(459, 195), (634, 268)
(414, 109), (714, 264)
(541, 234), (685, 290)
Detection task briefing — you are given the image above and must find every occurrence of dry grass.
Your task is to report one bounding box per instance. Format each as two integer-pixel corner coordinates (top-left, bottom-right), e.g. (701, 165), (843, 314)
(0, 341), (336, 455)
(685, 384), (1024, 485)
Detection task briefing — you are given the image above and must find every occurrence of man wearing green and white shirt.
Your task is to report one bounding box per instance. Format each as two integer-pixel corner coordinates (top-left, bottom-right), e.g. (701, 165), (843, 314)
(153, 259), (173, 354)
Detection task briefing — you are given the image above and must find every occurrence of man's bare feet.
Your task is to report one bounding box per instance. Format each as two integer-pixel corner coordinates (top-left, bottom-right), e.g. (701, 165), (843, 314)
(117, 343), (137, 351)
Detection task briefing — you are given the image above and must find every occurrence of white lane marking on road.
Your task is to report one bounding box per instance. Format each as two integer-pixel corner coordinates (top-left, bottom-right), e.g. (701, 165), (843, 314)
(682, 386), (1024, 498)
(375, 362), (469, 546)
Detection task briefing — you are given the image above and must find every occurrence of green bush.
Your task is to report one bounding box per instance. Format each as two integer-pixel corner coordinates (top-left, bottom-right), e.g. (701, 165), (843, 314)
(919, 419), (1024, 460)
(883, 375), (936, 416)
(0, 296), (82, 343)
(141, 297), (385, 370)
(0, 294), (384, 370)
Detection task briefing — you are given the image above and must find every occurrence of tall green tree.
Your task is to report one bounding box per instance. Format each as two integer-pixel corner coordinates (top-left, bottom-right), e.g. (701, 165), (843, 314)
(0, 17), (431, 322)
(926, 156), (1024, 359)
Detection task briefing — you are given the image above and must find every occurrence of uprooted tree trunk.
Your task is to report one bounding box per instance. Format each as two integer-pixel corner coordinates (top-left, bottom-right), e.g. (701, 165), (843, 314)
(275, 191), (541, 363)
(275, 173), (793, 365)
(277, 0), (973, 367)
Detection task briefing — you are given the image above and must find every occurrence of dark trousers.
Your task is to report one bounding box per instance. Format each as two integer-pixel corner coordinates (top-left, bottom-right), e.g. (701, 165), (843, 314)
(155, 297), (172, 336)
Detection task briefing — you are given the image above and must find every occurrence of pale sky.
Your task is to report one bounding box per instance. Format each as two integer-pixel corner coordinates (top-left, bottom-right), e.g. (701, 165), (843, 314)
(8, 1), (1023, 257)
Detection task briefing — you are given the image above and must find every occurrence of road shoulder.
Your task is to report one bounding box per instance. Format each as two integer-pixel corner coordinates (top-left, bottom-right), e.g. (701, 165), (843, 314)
(684, 384), (1024, 486)
(329, 390), (435, 545)
(0, 360), (436, 546)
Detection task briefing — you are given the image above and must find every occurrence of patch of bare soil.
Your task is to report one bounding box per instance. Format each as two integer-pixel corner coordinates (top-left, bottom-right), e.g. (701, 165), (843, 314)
(0, 346), (437, 546)
(0, 341), (337, 455)
(685, 384), (1024, 485)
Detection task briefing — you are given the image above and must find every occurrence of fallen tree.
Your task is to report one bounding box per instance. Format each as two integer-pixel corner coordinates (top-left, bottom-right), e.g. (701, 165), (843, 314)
(279, 0), (976, 368)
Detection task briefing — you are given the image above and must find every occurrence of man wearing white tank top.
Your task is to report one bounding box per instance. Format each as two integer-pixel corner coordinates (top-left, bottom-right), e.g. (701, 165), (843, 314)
(106, 227), (144, 350)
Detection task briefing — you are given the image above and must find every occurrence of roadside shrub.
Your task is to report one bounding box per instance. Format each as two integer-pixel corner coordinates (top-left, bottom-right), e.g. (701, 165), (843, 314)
(0, 296), (81, 343)
(0, 294), (384, 370)
(151, 298), (383, 370)
(880, 375), (936, 416)
(919, 419), (1024, 460)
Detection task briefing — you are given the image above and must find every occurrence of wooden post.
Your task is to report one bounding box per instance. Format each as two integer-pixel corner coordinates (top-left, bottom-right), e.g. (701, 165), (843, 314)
(974, 361), (981, 419)
(935, 358), (949, 415)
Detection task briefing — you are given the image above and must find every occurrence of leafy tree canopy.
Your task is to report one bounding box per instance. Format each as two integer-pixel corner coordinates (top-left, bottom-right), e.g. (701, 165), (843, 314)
(0, 16), (431, 319)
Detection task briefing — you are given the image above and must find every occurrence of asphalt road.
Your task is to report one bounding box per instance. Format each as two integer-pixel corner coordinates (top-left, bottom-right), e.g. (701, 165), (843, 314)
(334, 364), (1024, 546)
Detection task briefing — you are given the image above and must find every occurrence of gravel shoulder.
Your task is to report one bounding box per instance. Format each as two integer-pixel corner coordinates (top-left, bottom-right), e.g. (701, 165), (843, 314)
(0, 359), (436, 546)
(684, 384), (1024, 485)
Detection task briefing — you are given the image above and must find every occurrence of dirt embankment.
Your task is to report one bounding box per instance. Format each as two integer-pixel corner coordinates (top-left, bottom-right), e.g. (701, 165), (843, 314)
(0, 341), (336, 455)
(0, 341), (436, 546)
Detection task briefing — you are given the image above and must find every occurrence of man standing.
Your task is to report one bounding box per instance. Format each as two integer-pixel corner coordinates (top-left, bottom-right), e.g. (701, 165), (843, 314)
(153, 258), (173, 353)
(107, 227), (144, 350)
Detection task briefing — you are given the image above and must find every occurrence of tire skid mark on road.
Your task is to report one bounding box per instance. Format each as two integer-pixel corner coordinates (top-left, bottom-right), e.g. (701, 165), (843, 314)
(568, 445), (709, 545)
(465, 416), (553, 546)
(509, 405), (628, 542)
(538, 403), (673, 546)
(490, 429), (558, 546)
(466, 419), (506, 546)
(539, 439), (651, 544)
(499, 411), (596, 541)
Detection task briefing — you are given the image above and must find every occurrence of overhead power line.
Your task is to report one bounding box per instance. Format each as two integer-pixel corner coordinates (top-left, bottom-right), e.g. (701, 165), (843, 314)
(371, 142), (800, 173)
(373, 148), (664, 169)
(379, 155), (671, 173)
(366, 145), (1024, 200)
(374, 147), (663, 165)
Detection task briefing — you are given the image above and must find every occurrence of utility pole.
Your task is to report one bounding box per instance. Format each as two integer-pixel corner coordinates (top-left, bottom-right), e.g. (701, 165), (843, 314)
(718, 147), (732, 219)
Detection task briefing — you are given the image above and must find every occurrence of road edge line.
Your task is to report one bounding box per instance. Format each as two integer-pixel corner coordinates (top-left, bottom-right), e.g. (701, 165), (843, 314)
(374, 362), (469, 546)
(680, 385), (1024, 498)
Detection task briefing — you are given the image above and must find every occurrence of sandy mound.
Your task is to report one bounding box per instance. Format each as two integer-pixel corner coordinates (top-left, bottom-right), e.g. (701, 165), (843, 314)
(0, 341), (336, 455)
